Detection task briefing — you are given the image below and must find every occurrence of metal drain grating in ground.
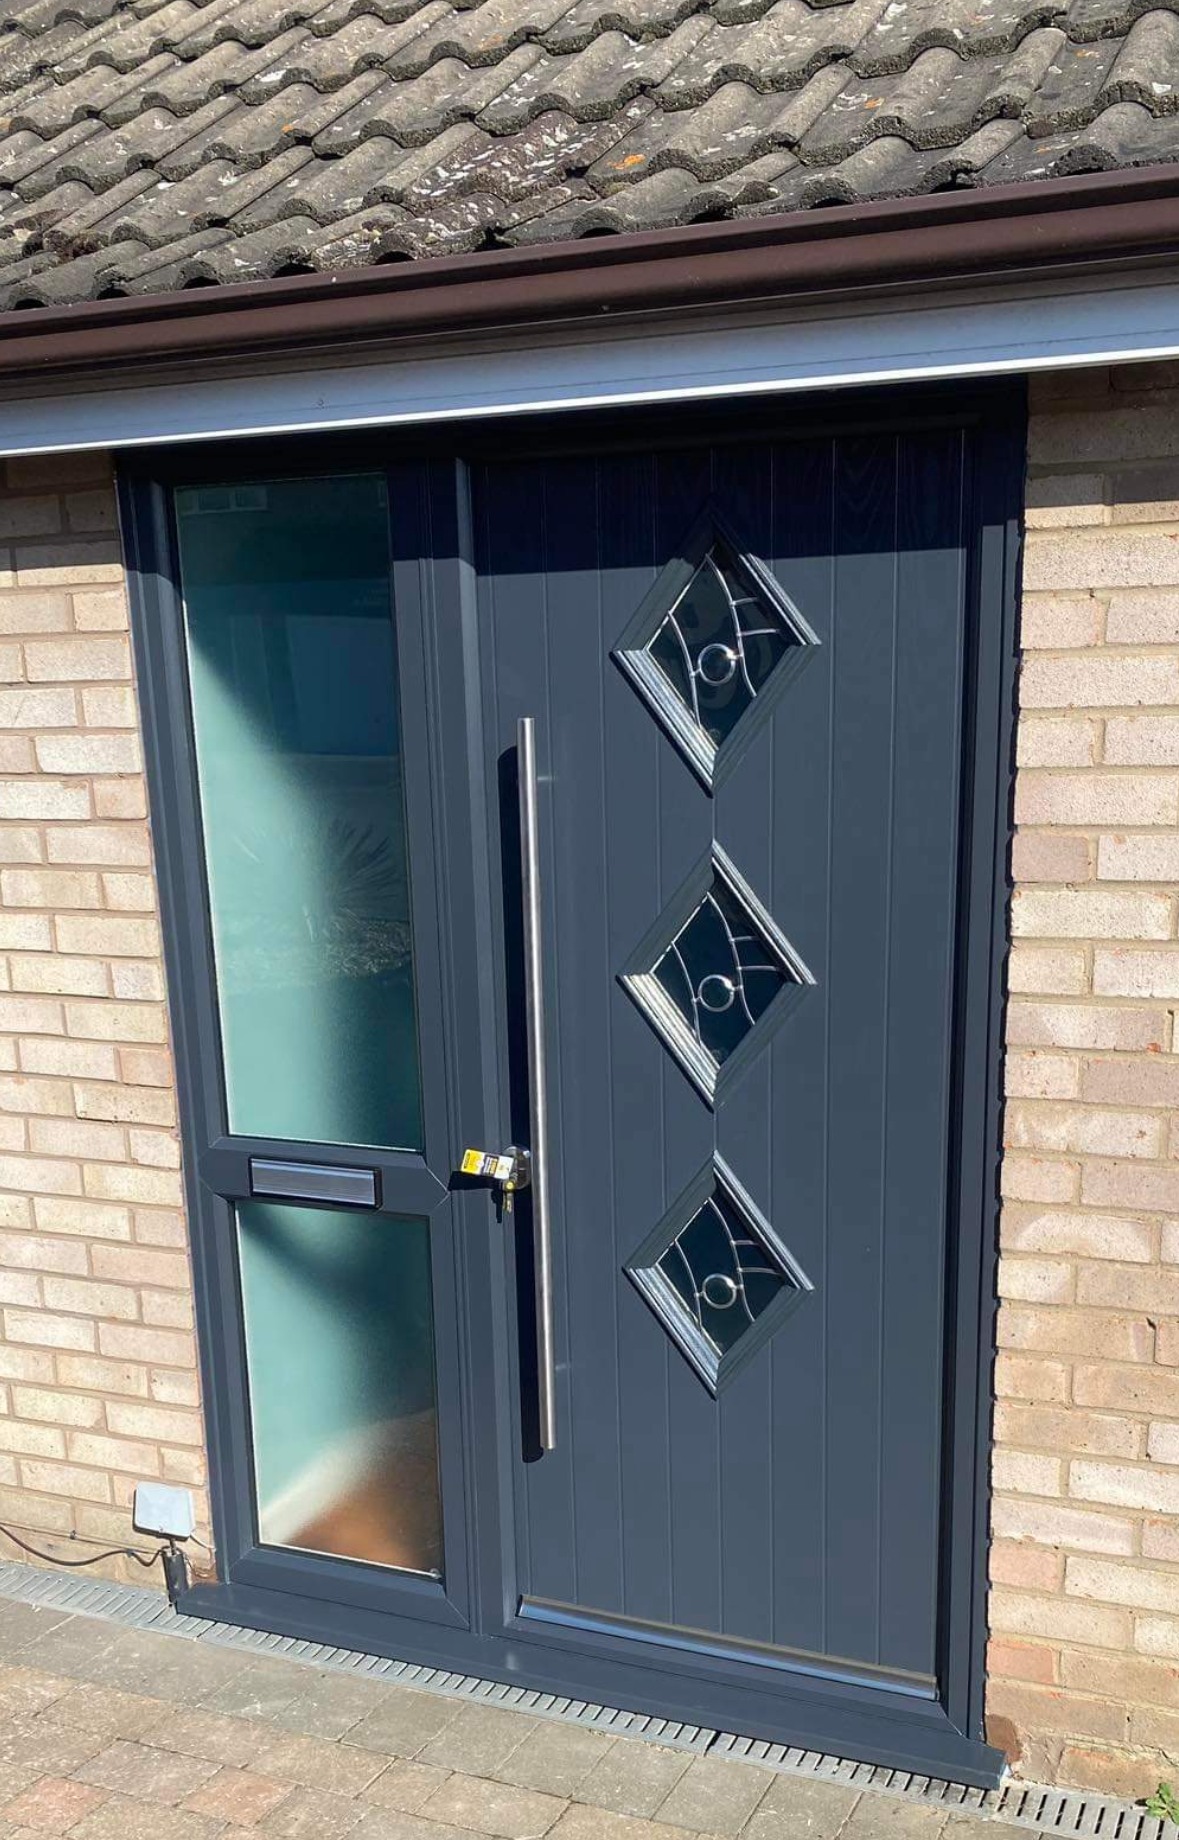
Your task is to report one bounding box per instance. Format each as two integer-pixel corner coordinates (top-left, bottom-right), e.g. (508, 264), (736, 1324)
(0, 1557), (1176, 1840)
(710, 1735), (1178, 1837)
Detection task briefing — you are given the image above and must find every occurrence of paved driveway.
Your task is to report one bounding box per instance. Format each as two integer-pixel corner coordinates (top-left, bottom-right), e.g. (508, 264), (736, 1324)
(0, 1593), (1001, 1840)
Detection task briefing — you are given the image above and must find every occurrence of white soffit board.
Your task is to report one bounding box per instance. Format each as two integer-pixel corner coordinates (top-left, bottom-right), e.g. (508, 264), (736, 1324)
(2, 267), (1179, 455)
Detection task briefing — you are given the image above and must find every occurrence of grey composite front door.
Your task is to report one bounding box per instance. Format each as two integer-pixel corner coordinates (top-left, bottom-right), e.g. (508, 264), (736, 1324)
(463, 416), (1014, 1777)
(126, 393), (1018, 1790)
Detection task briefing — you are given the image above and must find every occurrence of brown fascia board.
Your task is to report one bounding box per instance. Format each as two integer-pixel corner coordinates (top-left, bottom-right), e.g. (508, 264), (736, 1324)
(2, 162), (1179, 383)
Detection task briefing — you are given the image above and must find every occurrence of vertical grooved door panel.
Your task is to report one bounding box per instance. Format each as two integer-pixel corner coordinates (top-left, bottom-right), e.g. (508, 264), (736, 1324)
(474, 427), (972, 1686)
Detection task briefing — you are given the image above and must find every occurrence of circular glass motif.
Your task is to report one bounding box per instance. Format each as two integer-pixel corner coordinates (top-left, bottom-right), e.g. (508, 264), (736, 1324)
(651, 878), (793, 1067)
(645, 537), (802, 753)
(656, 1188), (790, 1358)
(697, 642), (738, 686)
(697, 973), (737, 1014)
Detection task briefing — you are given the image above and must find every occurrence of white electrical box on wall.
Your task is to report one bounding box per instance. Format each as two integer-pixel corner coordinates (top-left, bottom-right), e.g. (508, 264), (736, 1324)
(132, 1483), (196, 1541)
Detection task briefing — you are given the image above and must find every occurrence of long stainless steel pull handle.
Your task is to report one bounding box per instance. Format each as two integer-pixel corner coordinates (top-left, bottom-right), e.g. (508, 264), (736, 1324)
(517, 716), (557, 1452)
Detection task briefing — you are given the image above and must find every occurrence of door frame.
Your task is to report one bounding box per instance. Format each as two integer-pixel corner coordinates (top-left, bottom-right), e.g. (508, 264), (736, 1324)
(119, 380), (1023, 1787)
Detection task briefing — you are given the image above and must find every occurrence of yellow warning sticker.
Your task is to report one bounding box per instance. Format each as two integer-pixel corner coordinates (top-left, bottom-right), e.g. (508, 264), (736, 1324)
(461, 1148), (515, 1182)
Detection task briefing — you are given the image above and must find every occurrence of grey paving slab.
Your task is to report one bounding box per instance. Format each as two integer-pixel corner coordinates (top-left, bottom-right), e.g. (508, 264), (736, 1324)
(265, 1667), (403, 1741)
(496, 1724), (617, 1799)
(838, 1801), (950, 1840)
(0, 1662), (72, 1718)
(354, 1810), (492, 1840)
(254, 1730), (390, 1797)
(346, 1690), (463, 1759)
(0, 1599), (71, 1652)
(96, 1632), (241, 1694)
(421, 1772), (568, 1838)
(574, 1744), (693, 1820)
(196, 1654), (319, 1721)
(549, 1807), (702, 1840)
(261, 1786), (369, 1837)
(72, 1738), (222, 1807)
(39, 1679), (174, 1739)
(260, 1786), (368, 1837)
(15, 1622), (230, 1701)
(747, 1776), (862, 1840)
(0, 1761), (49, 1807)
(653, 1755), (773, 1836)
(414, 1705), (543, 1778)
(0, 1719), (107, 1779)
(139, 1707), (274, 1770)
(7, 1612), (131, 1682)
(68, 1795), (231, 1840)
(362, 1762), (456, 1813)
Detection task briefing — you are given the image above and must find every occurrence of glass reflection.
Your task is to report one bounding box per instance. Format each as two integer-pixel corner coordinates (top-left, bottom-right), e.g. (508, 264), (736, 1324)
(176, 475), (422, 1151)
(651, 875), (794, 1068)
(238, 1199), (442, 1574)
(647, 536), (803, 747)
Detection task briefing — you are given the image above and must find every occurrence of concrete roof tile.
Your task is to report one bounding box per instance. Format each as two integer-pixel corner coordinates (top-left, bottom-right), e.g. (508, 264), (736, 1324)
(2, 120), (104, 197)
(314, 45), (541, 147)
(10, 51), (178, 134)
(1023, 37), (1119, 132)
(50, 0), (208, 78)
(654, 0), (887, 103)
(1, 235), (151, 303)
(129, 34), (313, 117)
(479, 21), (714, 128)
(1102, 9), (1179, 109)
(542, 0), (701, 52)
(0, 0), (1174, 306)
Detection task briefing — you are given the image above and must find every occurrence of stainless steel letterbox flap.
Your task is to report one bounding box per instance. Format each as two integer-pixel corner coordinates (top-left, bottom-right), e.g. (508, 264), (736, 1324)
(248, 1159), (378, 1208)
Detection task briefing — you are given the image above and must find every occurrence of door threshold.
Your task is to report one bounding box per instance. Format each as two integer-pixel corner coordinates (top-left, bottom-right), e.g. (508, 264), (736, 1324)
(519, 1596), (937, 1698)
(0, 1556), (1170, 1840)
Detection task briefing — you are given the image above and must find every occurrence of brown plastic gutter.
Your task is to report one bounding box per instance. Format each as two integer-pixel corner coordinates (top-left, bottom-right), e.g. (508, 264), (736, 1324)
(2, 162), (1179, 384)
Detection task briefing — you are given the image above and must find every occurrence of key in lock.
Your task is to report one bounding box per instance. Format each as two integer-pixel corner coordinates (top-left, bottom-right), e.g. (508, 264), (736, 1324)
(459, 1145), (532, 1212)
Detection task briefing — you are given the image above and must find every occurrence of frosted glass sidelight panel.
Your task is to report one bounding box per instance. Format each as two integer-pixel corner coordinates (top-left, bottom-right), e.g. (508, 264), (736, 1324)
(175, 475), (422, 1151)
(238, 1200), (442, 1574)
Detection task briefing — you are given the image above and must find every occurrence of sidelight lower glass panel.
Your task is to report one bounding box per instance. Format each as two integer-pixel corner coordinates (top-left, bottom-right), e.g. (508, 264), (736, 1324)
(175, 474), (422, 1152)
(237, 1199), (442, 1575)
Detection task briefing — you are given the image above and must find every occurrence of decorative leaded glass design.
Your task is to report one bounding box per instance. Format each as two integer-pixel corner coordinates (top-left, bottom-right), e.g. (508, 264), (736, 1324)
(613, 515), (819, 788)
(621, 846), (813, 1104)
(626, 1158), (812, 1394)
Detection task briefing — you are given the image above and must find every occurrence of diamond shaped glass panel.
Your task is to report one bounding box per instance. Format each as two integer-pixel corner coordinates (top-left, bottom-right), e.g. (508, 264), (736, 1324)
(649, 538), (800, 744)
(622, 848), (812, 1104)
(614, 519), (818, 787)
(652, 875), (787, 1070)
(627, 1159), (812, 1395)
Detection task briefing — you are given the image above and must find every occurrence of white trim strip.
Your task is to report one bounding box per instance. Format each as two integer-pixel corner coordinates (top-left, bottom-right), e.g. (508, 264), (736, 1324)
(2, 269), (1178, 455)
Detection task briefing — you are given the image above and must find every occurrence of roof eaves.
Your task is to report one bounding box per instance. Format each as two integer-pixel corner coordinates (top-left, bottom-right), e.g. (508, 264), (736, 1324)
(0, 158), (1177, 384)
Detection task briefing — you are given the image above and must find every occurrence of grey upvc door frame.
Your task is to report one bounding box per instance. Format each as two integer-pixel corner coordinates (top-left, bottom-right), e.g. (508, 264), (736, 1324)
(118, 459), (484, 1636)
(118, 380), (1022, 1788)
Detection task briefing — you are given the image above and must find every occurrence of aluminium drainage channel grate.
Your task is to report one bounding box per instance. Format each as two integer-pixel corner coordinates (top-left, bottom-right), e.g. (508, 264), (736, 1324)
(0, 1559), (1176, 1840)
(712, 1734), (1179, 1838)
